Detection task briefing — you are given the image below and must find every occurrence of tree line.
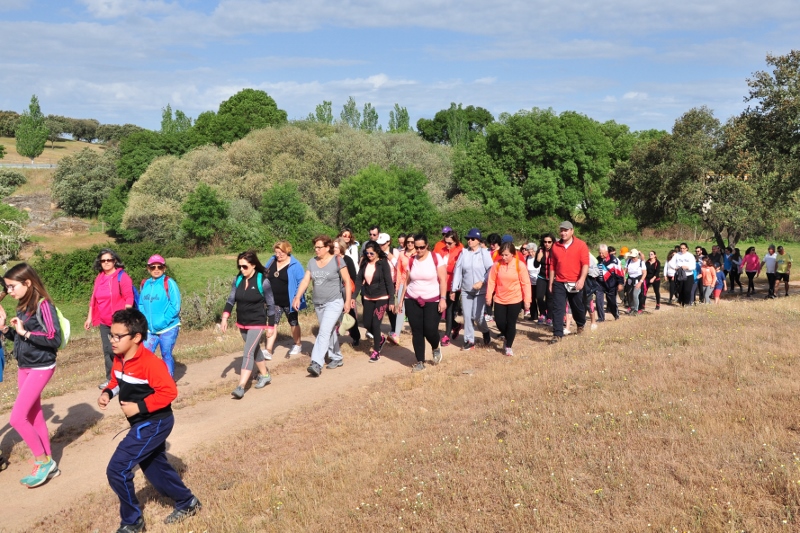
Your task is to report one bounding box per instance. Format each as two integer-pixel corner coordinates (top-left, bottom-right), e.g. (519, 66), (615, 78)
(12, 50), (800, 255)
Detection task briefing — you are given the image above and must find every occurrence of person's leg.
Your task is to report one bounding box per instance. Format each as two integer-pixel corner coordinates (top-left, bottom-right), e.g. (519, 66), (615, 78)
(137, 417), (195, 510)
(361, 299), (378, 350)
(10, 367), (55, 459)
(551, 282), (567, 337)
(387, 308), (397, 333)
(347, 305), (361, 344)
(595, 284), (606, 321)
(444, 296), (456, 340)
(529, 285), (539, 319)
(639, 280), (648, 310)
(784, 274), (790, 296)
(536, 282), (547, 320)
(99, 324), (114, 382)
(405, 299), (426, 362)
(238, 328), (263, 386)
(631, 283), (641, 312)
(421, 302), (441, 350)
(265, 307), (283, 354)
(767, 273), (776, 297)
(142, 333), (160, 356)
(503, 302), (522, 347)
(319, 299), (345, 363)
(605, 285), (618, 319)
(682, 279), (693, 306)
(460, 293), (476, 343)
(653, 280), (661, 307)
(569, 290), (586, 328)
(494, 303), (509, 341)
(690, 279), (698, 304)
(367, 301), (387, 352)
(747, 271), (755, 294)
(394, 298), (405, 337)
(156, 327), (179, 377)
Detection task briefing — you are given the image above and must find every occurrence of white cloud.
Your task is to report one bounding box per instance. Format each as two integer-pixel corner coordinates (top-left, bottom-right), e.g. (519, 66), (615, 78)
(79, 0), (176, 19)
(473, 77), (497, 85)
(623, 92), (648, 100)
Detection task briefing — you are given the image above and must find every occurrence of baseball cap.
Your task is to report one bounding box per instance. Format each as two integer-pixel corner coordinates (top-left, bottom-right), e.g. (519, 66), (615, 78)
(147, 254), (166, 265)
(376, 233), (391, 245)
(442, 226), (453, 234)
(559, 221), (574, 230)
(465, 228), (482, 240)
(625, 248), (640, 258)
(501, 234), (514, 243)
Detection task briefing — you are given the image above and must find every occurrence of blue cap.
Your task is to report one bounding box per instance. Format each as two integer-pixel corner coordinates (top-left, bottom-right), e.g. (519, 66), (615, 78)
(466, 228), (482, 240)
(501, 234), (514, 243)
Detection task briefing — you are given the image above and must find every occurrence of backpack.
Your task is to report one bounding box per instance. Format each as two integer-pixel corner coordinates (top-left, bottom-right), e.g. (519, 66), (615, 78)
(235, 272), (264, 296)
(140, 276), (172, 302)
(36, 299), (70, 350)
(118, 270), (139, 309)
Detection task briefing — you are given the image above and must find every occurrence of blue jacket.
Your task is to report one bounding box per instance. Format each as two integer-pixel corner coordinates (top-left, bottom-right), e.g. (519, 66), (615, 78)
(140, 275), (181, 333)
(265, 255), (307, 311)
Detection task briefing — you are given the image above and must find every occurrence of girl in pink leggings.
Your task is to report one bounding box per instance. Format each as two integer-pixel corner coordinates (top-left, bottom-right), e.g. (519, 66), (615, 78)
(2, 263), (63, 488)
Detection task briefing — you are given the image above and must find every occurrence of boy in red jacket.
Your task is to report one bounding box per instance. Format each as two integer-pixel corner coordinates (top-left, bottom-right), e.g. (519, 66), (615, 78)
(98, 308), (200, 533)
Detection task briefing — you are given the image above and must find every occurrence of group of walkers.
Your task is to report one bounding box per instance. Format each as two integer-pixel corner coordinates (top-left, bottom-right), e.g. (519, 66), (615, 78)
(2, 226), (792, 532)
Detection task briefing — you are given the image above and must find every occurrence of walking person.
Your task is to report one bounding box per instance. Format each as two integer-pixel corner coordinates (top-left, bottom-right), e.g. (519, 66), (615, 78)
(729, 247), (743, 293)
(742, 246), (760, 296)
(377, 233), (401, 344)
(139, 255), (181, 377)
(598, 244), (623, 320)
(548, 222), (589, 343)
(624, 249), (645, 315)
(534, 234), (555, 325)
(392, 234), (416, 341)
(85, 249), (134, 390)
(642, 250), (661, 311)
(220, 251), (276, 398)
(776, 246), (792, 297)
(397, 234), (447, 372)
(357, 241), (395, 362)
(439, 229), (464, 346)
(713, 262), (727, 304)
(669, 243), (696, 307)
(333, 237), (361, 347)
(486, 243), (531, 356)
(293, 236), (354, 377)
(523, 243), (540, 321)
(759, 245), (778, 299)
(452, 228), (494, 350)
(701, 257), (716, 304)
(263, 241), (305, 359)
(585, 252), (601, 328)
(98, 309), (201, 533)
(2, 263), (62, 488)
(664, 250), (676, 304)
(339, 227), (360, 273)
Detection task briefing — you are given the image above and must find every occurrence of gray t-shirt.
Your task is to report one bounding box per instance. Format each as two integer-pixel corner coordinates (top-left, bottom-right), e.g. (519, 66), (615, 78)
(307, 256), (344, 305)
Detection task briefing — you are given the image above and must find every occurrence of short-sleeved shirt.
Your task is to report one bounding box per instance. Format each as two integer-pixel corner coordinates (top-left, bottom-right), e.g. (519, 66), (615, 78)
(776, 253), (792, 274)
(715, 271), (726, 290)
(308, 256), (344, 306)
(763, 253), (777, 274)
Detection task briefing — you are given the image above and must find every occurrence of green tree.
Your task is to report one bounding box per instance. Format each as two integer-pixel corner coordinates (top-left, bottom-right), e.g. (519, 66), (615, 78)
(52, 147), (121, 216)
(259, 181), (306, 237)
(181, 183), (229, 245)
(388, 104), (411, 133)
(192, 89), (287, 146)
(15, 95), (48, 163)
(66, 118), (100, 142)
(96, 123), (145, 145)
(0, 144), (5, 159)
(307, 101), (333, 124)
(339, 165), (439, 236)
(339, 96), (361, 129)
(99, 184), (139, 241)
(117, 129), (193, 186)
(361, 103), (380, 132)
(44, 115), (68, 148)
(416, 103), (494, 145)
(161, 104), (193, 134)
(0, 111), (20, 137)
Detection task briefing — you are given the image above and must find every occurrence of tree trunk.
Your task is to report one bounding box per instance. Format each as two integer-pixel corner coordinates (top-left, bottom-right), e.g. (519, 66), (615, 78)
(726, 229), (741, 248)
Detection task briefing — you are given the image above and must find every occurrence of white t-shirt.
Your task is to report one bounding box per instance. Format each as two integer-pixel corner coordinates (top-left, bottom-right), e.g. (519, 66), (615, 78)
(763, 253), (777, 274)
(626, 259), (645, 278)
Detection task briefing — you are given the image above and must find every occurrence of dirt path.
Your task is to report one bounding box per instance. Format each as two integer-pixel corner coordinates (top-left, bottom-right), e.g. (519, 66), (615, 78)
(0, 339), (419, 532)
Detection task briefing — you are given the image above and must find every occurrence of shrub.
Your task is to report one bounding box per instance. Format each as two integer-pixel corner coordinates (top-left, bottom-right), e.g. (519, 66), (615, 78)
(0, 203), (29, 263)
(52, 147), (121, 216)
(179, 277), (232, 329)
(0, 169), (26, 198)
(99, 184), (140, 241)
(181, 183), (229, 246)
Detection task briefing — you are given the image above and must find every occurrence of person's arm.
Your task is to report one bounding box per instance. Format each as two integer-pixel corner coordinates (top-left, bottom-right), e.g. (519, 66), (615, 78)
(169, 278), (182, 315)
(220, 277), (239, 333)
(381, 260), (396, 307)
(575, 244), (590, 291)
(261, 275), (276, 324)
(26, 301), (62, 349)
(487, 263), (498, 305)
(125, 354), (178, 418)
(451, 253), (464, 294)
(120, 272), (134, 308)
(437, 262), (448, 313)
(293, 271), (312, 312)
(518, 260), (532, 311)
(397, 269), (411, 313)
(340, 264), (354, 313)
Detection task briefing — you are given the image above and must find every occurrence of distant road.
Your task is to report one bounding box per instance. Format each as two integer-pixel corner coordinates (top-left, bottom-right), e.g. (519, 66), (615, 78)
(0, 162), (57, 169)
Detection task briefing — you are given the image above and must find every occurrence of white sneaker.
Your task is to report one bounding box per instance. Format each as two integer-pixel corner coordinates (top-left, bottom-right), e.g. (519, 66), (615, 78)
(505, 347), (513, 357)
(563, 329), (571, 335)
(366, 332), (374, 339)
(288, 344), (302, 356)
(262, 349), (272, 361)
(590, 323), (598, 331)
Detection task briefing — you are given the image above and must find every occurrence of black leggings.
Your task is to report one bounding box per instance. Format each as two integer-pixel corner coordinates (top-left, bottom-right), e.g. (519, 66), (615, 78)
(362, 299), (389, 352)
(729, 269), (742, 289)
(641, 280), (660, 309)
(536, 280), (550, 319)
(746, 271), (756, 293)
(445, 291), (461, 337)
(404, 299), (440, 362)
(494, 302), (522, 348)
(677, 278), (693, 306)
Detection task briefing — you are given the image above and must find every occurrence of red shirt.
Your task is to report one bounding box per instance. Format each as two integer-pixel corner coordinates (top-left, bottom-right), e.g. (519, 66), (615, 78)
(550, 237), (590, 283)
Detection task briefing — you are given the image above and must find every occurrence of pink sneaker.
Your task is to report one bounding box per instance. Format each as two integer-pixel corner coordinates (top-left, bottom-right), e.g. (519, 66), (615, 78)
(440, 335), (451, 347)
(388, 333), (399, 345)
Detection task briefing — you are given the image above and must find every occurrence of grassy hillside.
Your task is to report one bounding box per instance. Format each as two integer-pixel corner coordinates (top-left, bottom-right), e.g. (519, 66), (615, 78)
(0, 135), (105, 165)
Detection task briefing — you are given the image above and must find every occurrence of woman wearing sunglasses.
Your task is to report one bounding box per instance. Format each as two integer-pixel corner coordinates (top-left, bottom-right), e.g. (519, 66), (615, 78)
(358, 240), (395, 362)
(398, 234), (448, 372)
(533, 234), (555, 325)
(85, 248), (134, 390)
(220, 251), (276, 398)
(139, 255), (181, 377)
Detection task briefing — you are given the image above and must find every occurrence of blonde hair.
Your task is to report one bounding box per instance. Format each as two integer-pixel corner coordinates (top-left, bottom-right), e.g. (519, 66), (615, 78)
(333, 237), (348, 254)
(273, 240), (293, 255)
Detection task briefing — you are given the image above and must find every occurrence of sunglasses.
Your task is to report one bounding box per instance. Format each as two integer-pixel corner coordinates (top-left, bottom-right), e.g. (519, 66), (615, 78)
(100, 258), (115, 263)
(467, 237), (478, 241)
(445, 241), (454, 245)
(366, 251), (376, 256)
(415, 245), (427, 250)
(543, 240), (553, 244)
(148, 264), (165, 271)
(238, 264), (251, 270)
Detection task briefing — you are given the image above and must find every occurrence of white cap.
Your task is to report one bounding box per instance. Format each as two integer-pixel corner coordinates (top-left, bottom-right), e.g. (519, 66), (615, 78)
(376, 233), (391, 245)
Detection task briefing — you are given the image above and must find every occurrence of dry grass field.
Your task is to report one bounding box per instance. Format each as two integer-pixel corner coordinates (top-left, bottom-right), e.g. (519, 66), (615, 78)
(0, 136), (105, 165)
(34, 296), (800, 532)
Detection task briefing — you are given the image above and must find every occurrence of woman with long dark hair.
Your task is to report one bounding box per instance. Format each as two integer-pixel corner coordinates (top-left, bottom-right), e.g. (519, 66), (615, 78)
(533, 233), (555, 325)
(358, 241), (395, 362)
(664, 250), (676, 304)
(742, 246), (760, 296)
(641, 250), (661, 311)
(2, 263), (63, 487)
(486, 243), (531, 356)
(220, 251), (276, 399)
(84, 248), (134, 390)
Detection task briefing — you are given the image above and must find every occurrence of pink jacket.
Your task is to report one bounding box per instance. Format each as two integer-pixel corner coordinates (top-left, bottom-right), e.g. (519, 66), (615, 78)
(90, 268), (134, 326)
(741, 253), (760, 272)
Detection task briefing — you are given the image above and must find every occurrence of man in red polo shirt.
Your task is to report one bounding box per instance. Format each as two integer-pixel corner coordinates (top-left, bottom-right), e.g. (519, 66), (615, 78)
(548, 221), (589, 343)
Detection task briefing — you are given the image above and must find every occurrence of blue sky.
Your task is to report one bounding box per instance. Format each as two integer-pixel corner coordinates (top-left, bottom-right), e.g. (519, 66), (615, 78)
(0, 0), (797, 132)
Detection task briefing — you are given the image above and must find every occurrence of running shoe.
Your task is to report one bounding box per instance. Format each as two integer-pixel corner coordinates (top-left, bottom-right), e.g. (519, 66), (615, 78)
(462, 341), (475, 351)
(288, 344), (302, 356)
(388, 333), (399, 345)
(20, 457), (59, 488)
(537, 315), (545, 325)
(369, 350), (380, 362)
(254, 373), (271, 389)
(261, 349), (272, 361)
(433, 348), (443, 364)
(546, 319), (553, 326)
(164, 497), (202, 524)
(440, 335), (451, 347)
(412, 362), (425, 372)
(505, 347), (513, 357)
(326, 359), (343, 369)
(451, 323), (462, 340)
(307, 362), (322, 377)
(231, 386), (245, 399)
(116, 517), (145, 533)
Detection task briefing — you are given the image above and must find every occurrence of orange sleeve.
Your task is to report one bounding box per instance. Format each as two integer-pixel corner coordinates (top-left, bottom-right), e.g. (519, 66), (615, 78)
(518, 259), (532, 303)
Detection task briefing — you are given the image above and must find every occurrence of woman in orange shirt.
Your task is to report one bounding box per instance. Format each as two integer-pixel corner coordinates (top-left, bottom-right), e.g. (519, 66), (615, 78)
(486, 243), (532, 356)
(701, 257), (716, 304)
